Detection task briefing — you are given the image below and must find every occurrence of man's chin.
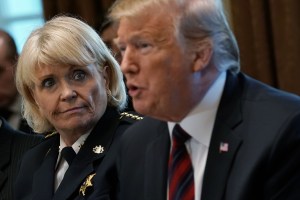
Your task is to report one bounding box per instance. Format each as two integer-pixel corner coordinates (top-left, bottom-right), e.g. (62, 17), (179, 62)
(133, 103), (152, 116)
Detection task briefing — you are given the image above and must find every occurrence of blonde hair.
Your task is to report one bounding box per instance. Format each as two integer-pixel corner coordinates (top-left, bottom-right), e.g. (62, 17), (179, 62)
(16, 16), (127, 133)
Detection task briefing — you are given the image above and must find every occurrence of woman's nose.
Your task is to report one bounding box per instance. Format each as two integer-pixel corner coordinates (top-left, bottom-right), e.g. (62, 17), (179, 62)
(60, 83), (77, 101)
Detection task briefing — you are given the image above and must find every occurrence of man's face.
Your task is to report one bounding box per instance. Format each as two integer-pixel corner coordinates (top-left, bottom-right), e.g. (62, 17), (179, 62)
(0, 38), (18, 107)
(117, 9), (197, 121)
(101, 24), (122, 64)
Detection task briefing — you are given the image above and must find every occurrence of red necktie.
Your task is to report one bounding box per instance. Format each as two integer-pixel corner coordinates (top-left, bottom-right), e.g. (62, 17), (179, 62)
(168, 124), (195, 200)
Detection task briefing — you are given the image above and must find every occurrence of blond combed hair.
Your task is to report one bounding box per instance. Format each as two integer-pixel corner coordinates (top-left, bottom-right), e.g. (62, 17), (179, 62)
(16, 16), (127, 133)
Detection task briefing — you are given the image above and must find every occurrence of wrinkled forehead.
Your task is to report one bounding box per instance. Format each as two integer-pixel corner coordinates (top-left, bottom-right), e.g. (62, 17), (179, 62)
(117, 7), (175, 42)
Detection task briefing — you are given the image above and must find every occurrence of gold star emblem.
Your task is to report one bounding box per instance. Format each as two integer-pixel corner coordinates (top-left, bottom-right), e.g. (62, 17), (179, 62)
(79, 173), (96, 196)
(93, 145), (104, 154)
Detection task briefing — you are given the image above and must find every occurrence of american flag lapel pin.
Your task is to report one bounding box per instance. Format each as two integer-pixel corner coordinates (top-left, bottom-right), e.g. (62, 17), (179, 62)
(219, 142), (229, 153)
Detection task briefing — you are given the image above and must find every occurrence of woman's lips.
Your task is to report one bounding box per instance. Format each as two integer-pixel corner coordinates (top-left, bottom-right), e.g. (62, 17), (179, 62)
(61, 106), (86, 114)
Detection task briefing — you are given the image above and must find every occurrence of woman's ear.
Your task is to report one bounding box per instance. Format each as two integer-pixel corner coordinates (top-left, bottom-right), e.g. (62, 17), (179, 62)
(192, 39), (213, 72)
(102, 65), (110, 88)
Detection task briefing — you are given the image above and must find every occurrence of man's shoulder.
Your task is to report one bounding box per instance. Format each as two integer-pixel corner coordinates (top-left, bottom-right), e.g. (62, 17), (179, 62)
(1, 119), (44, 149)
(13, 132), (44, 152)
(122, 116), (168, 141)
(231, 72), (300, 126)
(22, 131), (57, 154)
(237, 72), (300, 108)
(125, 116), (163, 129)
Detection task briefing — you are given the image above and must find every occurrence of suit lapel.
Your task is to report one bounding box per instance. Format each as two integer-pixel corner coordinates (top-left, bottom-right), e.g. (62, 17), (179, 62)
(32, 137), (59, 200)
(53, 108), (120, 200)
(201, 72), (243, 200)
(144, 121), (170, 200)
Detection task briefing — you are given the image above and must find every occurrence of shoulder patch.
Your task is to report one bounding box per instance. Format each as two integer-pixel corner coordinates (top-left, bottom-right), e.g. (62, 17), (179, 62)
(120, 112), (143, 121)
(45, 131), (58, 139)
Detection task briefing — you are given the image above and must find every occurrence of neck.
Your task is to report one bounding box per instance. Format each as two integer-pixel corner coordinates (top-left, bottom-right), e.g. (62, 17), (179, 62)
(58, 126), (92, 146)
(165, 68), (221, 122)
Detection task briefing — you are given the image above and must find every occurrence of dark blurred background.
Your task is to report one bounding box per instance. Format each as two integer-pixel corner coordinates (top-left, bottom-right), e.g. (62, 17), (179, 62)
(1, 0), (300, 95)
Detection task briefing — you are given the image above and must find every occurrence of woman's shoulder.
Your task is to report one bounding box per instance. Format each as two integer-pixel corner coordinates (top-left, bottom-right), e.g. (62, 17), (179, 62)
(110, 111), (143, 138)
(119, 111), (143, 124)
(44, 131), (59, 139)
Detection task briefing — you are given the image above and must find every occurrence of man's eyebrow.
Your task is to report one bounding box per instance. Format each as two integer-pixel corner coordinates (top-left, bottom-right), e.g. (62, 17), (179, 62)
(117, 31), (150, 44)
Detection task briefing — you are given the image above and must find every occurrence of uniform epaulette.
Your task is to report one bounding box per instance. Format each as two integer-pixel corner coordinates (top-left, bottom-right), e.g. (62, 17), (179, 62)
(45, 131), (58, 139)
(120, 112), (143, 121)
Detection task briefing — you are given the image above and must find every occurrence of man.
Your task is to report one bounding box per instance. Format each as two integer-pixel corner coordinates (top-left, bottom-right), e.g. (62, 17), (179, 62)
(99, 16), (122, 64)
(0, 30), (32, 133)
(107, 0), (300, 199)
(0, 117), (42, 200)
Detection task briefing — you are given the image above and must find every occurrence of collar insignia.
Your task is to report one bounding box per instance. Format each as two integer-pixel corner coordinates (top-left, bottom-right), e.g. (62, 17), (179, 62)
(93, 145), (104, 154)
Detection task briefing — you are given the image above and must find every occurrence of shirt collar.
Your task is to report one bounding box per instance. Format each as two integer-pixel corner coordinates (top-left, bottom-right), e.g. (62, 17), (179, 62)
(59, 132), (90, 154)
(168, 71), (226, 147)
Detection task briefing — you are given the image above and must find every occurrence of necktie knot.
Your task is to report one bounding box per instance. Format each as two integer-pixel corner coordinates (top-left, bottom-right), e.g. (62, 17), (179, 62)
(172, 124), (191, 146)
(61, 146), (76, 165)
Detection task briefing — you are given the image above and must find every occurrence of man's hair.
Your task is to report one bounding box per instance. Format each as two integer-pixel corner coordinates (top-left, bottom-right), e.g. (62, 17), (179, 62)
(0, 29), (18, 62)
(110, 0), (240, 72)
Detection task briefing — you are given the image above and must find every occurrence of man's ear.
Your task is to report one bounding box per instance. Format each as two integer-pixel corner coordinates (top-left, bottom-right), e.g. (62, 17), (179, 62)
(192, 39), (213, 72)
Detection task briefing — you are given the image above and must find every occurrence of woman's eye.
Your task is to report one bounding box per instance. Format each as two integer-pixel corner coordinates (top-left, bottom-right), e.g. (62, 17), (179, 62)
(42, 78), (55, 88)
(41, 78), (55, 88)
(73, 70), (86, 81)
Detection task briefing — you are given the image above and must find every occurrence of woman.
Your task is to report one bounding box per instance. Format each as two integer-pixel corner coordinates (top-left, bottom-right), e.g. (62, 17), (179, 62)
(14, 16), (141, 200)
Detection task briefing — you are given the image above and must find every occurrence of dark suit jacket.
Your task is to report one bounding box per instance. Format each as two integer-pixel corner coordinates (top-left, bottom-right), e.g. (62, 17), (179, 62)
(14, 107), (138, 200)
(0, 117), (42, 200)
(114, 72), (300, 200)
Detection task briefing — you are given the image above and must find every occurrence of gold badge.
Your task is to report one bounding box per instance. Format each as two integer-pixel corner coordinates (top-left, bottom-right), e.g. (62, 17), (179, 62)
(79, 173), (96, 196)
(93, 145), (104, 154)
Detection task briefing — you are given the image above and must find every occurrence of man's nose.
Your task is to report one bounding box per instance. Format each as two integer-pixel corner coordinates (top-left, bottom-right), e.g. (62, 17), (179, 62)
(120, 47), (139, 75)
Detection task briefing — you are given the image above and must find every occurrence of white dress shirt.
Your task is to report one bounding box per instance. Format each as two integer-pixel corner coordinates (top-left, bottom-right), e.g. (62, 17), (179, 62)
(168, 71), (226, 200)
(54, 132), (90, 191)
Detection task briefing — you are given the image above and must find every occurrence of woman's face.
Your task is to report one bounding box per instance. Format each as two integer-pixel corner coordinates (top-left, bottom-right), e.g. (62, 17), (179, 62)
(32, 63), (108, 135)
